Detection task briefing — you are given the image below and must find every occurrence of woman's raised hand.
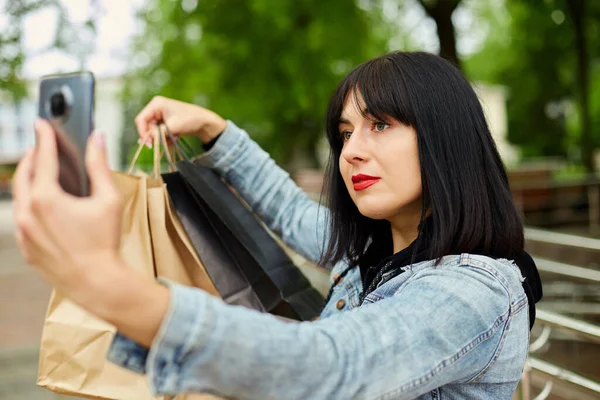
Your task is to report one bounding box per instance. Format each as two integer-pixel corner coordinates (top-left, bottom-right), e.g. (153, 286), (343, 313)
(135, 96), (227, 146)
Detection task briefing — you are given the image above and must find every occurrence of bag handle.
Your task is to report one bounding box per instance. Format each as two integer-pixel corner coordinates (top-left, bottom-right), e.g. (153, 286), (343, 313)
(127, 131), (152, 174)
(127, 125), (177, 177)
(157, 124), (177, 174)
(161, 122), (194, 162)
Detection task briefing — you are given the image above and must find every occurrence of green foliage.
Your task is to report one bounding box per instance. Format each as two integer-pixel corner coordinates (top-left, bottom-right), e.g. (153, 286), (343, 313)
(0, 0), (77, 100)
(465, 0), (600, 164)
(0, 0), (51, 98)
(122, 0), (388, 169)
(552, 162), (587, 182)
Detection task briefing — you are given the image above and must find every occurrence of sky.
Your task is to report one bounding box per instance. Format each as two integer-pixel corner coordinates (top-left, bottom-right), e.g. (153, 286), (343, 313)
(18, 0), (144, 79)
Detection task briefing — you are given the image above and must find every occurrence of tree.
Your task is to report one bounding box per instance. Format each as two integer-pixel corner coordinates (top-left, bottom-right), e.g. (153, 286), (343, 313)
(565, 0), (594, 173)
(0, 0), (52, 98)
(415, 0), (462, 70)
(465, 0), (600, 171)
(0, 0), (91, 99)
(123, 0), (388, 169)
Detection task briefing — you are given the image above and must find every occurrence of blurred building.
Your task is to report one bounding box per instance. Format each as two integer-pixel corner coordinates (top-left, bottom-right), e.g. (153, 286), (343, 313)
(474, 82), (519, 166)
(0, 92), (37, 165)
(0, 76), (124, 170)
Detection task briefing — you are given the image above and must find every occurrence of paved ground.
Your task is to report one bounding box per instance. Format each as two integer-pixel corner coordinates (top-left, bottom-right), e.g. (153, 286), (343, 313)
(0, 200), (72, 399)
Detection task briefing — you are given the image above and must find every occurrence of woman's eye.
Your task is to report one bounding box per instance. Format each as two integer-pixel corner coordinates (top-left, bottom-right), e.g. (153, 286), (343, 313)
(341, 131), (352, 141)
(373, 122), (389, 132)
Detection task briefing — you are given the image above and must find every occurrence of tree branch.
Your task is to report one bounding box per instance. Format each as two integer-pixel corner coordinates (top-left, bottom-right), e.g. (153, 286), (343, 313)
(417, 0), (461, 17)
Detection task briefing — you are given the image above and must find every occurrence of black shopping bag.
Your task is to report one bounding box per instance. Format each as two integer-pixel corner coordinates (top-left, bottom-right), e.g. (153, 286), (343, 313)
(158, 123), (325, 321)
(162, 161), (325, 321)
(161, 171), (289, 314)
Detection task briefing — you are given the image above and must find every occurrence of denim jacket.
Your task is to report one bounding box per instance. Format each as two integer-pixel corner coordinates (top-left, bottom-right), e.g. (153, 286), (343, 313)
(107, 121), (530, 399)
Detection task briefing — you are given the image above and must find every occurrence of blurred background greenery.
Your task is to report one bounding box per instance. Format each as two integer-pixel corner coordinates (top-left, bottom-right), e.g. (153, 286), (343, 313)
(122, 0), (600, 175)
(1, 0), (600, 176)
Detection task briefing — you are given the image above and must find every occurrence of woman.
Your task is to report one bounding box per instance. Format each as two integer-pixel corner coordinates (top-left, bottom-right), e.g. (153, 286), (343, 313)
(13, 51), (542, 399)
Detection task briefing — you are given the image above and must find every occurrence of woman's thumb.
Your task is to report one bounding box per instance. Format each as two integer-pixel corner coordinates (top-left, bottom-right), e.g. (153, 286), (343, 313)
(85, 131), (117, 197)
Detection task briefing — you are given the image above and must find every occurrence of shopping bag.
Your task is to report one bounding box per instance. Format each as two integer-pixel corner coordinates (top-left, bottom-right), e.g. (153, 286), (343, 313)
(162, 171), (289, 314)
(37, 128), (221, 399)
(37, 172), (165, 399)
(146, 162), (219, 294)
(164, 125), (325, 321)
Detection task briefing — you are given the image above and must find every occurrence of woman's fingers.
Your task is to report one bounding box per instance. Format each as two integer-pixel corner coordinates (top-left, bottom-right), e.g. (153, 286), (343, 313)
(134, 96), (166, 144)
(12, 142), (57, 265)
(32, 120), (60, 189)
(85, 132), (120, 204)
(12, 147), (35, 221)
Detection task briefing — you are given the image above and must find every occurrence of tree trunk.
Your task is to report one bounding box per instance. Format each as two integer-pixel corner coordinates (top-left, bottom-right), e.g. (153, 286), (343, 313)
(566, 0), (595, 173)
(417, 0), (462, 71)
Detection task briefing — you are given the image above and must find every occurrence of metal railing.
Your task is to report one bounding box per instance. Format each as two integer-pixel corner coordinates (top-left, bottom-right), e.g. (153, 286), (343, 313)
(517, 243), (600, 399)
(536, 309), (600, 347)
(525, 227), (600, 251)
(535, 257), (600, 282)
(519, 309), (600, 399)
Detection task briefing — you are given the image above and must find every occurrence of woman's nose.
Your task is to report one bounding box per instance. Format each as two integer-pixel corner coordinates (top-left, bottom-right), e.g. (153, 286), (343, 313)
(341, 131), (369, 164)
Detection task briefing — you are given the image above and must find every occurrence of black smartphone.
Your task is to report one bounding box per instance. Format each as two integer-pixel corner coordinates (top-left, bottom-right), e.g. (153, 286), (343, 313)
(38, 72), (95, 197)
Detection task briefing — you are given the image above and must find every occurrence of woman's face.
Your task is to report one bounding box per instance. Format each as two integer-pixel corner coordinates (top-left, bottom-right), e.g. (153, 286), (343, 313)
(338, 93), (422, 221)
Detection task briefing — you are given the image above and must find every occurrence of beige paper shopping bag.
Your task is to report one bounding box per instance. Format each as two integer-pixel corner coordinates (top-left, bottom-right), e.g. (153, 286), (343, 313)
(37, 172), (165, 399)
(146, 176), (219, 295)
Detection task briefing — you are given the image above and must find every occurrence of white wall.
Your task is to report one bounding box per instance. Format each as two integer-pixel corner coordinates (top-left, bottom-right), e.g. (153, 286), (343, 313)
(94, 77), (124, 170)
(0, 92), (37, 164)
(473, 82), (518, 166)
(0, 77), (124, 170)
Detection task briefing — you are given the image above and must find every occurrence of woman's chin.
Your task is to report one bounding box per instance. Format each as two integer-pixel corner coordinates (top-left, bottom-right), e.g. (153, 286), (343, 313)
(355, 201), (394, 220)
(354, 195), (421, 221)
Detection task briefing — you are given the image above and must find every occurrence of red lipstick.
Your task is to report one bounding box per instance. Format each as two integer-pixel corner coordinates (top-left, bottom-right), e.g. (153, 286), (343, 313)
(351, 174), (381, 191)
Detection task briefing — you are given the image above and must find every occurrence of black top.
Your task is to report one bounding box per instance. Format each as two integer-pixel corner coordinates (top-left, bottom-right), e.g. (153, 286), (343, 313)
(202, 133), (222, 151)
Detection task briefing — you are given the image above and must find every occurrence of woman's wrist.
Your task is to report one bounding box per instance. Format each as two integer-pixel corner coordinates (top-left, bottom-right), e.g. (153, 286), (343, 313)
(196, 114), (227, 144)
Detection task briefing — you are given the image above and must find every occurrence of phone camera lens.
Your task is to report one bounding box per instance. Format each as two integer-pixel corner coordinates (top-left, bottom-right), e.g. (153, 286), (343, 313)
(50, 93), (67, 117)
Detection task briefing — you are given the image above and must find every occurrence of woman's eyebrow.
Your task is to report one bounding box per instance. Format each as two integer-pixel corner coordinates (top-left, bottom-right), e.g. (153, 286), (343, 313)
(338, 117), (351, 125)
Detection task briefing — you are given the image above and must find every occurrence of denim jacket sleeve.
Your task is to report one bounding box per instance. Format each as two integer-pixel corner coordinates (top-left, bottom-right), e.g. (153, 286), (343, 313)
(192, 120), (330, 266)
(107, 263), (513, 400)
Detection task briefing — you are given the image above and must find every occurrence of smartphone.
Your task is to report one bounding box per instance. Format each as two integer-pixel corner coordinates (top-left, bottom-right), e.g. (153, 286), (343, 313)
(38, 72), (95, 197)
